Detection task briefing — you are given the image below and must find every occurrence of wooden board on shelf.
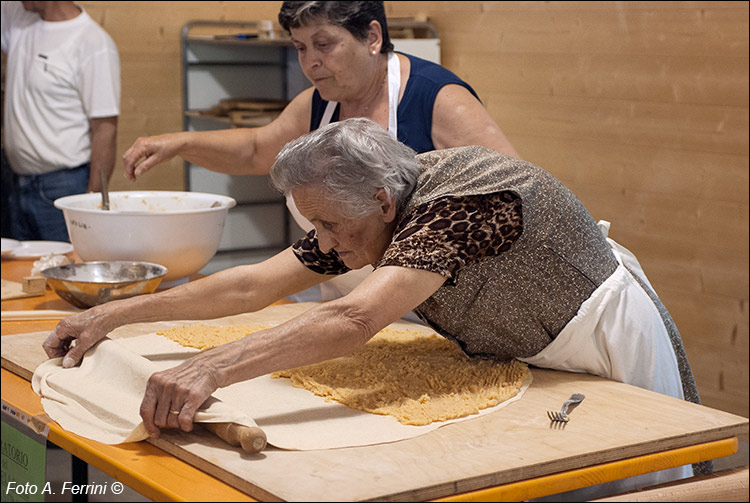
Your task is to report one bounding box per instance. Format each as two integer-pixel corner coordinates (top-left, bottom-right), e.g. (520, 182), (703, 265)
(219, 98), (288, 113)
(229, 110), (281, 128)
(191, 98), (288, 127)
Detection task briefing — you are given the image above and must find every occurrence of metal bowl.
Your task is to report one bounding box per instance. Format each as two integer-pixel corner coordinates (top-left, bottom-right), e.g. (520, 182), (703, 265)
(41, 261), (168, 309)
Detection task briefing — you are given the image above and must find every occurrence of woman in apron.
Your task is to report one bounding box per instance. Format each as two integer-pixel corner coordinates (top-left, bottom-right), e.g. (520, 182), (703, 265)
(121, 2), (518, 302)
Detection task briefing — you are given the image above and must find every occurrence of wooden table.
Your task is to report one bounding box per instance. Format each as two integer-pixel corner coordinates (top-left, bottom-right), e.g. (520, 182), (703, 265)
(2, 257), (747, 501)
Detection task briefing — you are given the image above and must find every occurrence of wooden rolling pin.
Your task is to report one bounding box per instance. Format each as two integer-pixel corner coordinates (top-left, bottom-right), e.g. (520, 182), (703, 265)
(204, 422), (267, 454)
(1, 309), (79, 321)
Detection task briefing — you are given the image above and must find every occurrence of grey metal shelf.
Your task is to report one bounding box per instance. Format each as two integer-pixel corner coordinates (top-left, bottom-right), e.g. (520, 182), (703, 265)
(180, 20), (309, 260)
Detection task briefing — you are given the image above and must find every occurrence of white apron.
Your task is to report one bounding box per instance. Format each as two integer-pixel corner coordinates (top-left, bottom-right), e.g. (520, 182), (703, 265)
(522, 221), (693, 500)
(518, 221), (684, 399)
(287, 53), (402, 301)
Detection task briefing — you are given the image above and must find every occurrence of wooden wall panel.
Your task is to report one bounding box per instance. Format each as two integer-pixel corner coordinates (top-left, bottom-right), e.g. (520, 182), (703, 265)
(479, 94), (747, 155)
(462, 53), (748, 108)
(72, 1), (748, 417)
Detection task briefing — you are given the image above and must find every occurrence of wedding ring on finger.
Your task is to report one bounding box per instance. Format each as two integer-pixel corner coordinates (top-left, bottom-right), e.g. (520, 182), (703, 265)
(169, 410), (180, 415)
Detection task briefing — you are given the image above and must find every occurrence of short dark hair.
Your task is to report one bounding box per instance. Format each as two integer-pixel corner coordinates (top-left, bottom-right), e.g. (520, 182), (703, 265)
(278, 1), (394, 53)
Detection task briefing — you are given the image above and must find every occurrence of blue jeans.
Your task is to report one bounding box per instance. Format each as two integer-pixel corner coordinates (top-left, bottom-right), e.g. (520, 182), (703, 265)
(1, 150), (14, 238)
(9, 164), (90, 242)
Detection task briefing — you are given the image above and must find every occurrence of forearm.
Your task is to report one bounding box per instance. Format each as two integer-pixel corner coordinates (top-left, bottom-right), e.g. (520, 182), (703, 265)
(210, 299), (374, 387)
(123, 128), (267, 181)
(103, 264), (281, 329)
(124, 90), (313, 182)
(209, 266), (446, 387)
(136, 266), (444, 435)
(88, 117), (118, 192)
(44, 249), (324, 366)
(100, 246), (327, 327)
(135, 296), (363, 437)
(177, 128), (266, 175)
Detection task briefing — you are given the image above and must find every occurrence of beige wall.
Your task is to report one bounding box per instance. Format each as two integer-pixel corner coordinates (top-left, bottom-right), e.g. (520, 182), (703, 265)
(80, 1), (748, 418)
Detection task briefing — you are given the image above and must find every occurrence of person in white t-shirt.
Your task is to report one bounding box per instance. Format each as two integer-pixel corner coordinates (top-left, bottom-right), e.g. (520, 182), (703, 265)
(1, 1), (120, 241)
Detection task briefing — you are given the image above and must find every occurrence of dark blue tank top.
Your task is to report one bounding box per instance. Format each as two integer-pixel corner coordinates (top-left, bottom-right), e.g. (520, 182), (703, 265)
(309, 53), (480, 153)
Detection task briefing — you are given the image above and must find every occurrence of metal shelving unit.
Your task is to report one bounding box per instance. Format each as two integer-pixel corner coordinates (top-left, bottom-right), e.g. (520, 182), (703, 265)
(181, 21), (311, 273)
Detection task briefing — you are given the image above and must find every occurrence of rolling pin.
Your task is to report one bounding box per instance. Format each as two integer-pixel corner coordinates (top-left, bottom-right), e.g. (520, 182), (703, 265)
(204, 422), (267, 454)
(1, 309), (79, 321)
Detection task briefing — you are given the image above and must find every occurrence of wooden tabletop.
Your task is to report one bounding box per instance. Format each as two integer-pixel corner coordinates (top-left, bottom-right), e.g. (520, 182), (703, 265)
(2, 256), (747, 501)
(1, 255), (81, 324)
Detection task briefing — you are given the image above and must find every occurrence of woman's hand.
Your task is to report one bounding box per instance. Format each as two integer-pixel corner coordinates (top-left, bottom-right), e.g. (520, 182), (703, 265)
(42, 307), (119, 368)
(122, 133), (184, 181)
(140, 355), (221, 437)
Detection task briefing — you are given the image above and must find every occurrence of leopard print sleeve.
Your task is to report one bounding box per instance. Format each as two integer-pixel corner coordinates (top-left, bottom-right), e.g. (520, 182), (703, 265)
(374, 192), (523, 283)
(292, 229), (351, 275)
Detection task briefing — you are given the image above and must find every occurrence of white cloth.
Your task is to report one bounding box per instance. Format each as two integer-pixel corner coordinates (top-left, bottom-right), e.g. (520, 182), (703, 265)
(31, 338), (259, 445)
(286, 52), (402, 302)
(1, 1), (121, 174)
(520, 221), (693, 495)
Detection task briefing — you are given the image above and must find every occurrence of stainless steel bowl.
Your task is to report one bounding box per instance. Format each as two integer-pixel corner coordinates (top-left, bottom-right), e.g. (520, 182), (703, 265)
(41, 261), (168, 309)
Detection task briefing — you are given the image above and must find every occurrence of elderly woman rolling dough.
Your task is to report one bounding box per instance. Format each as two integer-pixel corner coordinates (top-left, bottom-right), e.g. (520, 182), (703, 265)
(44, 119), (701, 451)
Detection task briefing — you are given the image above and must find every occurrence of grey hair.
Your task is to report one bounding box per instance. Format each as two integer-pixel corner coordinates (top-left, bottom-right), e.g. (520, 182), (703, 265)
(270, 118), (420, 219)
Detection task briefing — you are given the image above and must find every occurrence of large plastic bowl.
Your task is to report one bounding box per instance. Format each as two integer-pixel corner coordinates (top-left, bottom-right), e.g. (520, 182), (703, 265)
(54, 191), (236, 283)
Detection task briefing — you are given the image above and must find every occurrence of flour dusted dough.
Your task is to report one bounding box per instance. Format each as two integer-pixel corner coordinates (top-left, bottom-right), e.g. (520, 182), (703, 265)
(158, 323), (530, 426)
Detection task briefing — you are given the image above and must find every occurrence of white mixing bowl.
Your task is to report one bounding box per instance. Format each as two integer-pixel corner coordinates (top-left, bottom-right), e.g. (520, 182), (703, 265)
(55, 191), (236, 283)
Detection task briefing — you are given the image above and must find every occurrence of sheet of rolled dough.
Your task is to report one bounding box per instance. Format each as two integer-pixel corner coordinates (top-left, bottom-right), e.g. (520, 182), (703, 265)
(31, 338), (261, 445)
(36, 303), (532, 451)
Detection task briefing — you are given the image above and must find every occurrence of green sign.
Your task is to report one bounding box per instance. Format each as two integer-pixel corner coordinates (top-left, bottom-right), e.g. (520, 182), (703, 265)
(1, 415), (47, 502)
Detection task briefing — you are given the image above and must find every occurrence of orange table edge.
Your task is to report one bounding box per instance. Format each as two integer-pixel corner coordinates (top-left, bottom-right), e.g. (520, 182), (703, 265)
(2, 368), (738, 502)
(432, 437), (737, 502)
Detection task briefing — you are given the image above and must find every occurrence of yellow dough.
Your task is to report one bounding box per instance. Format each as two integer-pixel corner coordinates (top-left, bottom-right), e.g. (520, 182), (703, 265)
(156, 324), (270, 350)
(273, 328), (530, 426)
(156, 324), (529, 426)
